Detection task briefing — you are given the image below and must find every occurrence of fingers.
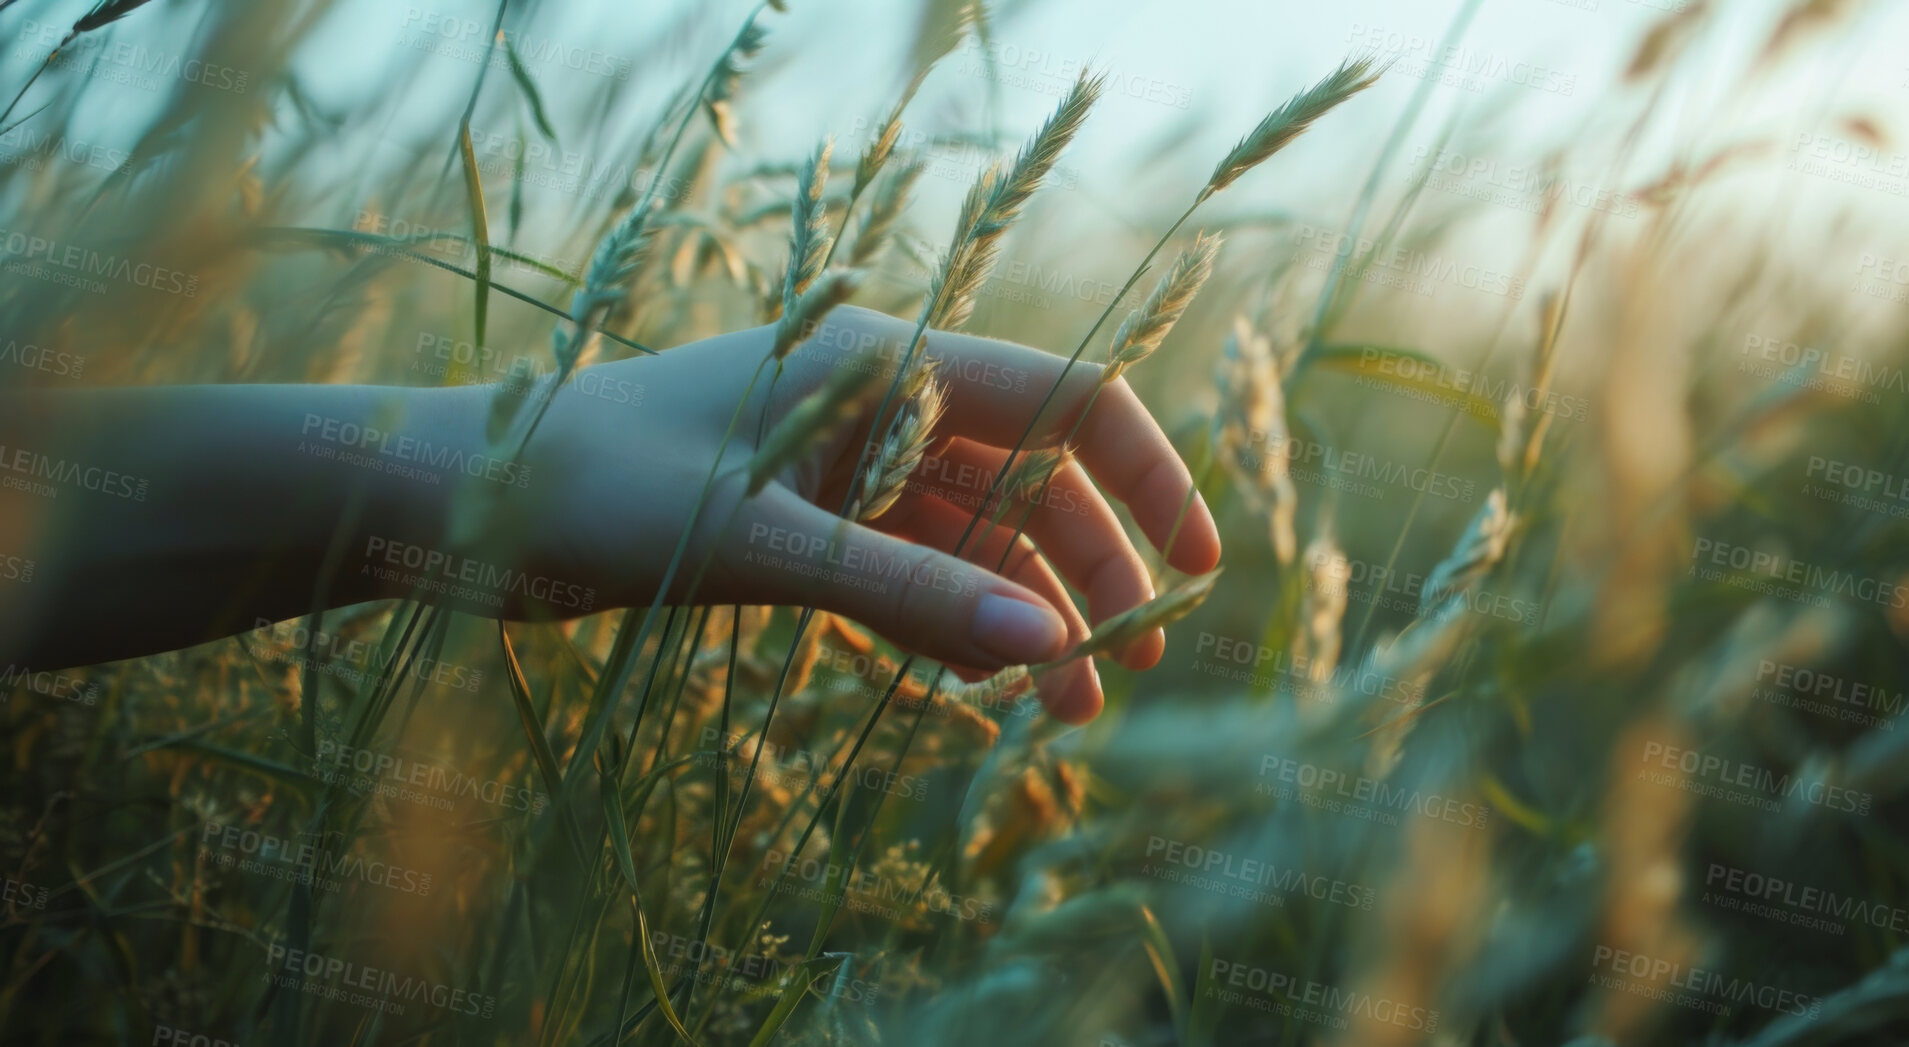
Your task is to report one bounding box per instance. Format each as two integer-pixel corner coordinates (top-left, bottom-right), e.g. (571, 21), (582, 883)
(729, 485), (1070, 674)
(922, 438), (1165, 670)
(818, 308), (1220, 576)
(874, 490), (1103, 723)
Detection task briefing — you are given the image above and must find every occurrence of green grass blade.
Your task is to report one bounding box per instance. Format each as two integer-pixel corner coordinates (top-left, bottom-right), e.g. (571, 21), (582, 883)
(745, 954), (846, 1047)
(458, 123), (494, 347)
(600, 756), (699, 1045)
(504, 37), (559, 142)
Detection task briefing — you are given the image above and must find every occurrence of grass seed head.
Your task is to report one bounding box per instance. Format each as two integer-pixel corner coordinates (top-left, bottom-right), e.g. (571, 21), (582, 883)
(1057, 569), (1222, 664)
(1202, 57), (1379, 201)
(1105, 230), (1221, 383)
(786, 137), (835, 302)
(859, 366), (948, 520)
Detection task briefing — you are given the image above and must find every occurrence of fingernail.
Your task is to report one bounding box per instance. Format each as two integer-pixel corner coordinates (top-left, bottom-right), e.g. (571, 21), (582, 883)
(971, 593), (1067, 664)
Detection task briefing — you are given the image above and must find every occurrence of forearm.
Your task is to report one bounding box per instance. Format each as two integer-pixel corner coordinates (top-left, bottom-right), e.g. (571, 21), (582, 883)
(0, 381), (489, 670)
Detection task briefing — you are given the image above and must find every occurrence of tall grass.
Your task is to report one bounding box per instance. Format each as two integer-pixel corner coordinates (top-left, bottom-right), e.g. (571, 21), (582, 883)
(2, 1), (1907, 1046)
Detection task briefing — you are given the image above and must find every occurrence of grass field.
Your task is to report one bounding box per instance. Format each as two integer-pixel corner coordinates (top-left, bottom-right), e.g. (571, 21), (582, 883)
(3, 0), (1909, 1044)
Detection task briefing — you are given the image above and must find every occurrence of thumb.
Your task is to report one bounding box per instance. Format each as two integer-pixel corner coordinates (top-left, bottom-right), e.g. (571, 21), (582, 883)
(727, 486), (1071, 670)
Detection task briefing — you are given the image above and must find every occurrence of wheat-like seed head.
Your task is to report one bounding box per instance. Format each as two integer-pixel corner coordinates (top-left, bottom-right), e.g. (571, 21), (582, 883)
(1419, 487), (1515, 617)
(704, 20), (772, 146)
(849, 159), (925, 269)
(856, 105), (907, 199)
(786, 137), (835, 304)
(773, 268), (864, 360)
(930, 71), (1102, 331)
(1201, 57), (1380, 201)
(1105, 231), (1222, 383)
(928, 161), (1007, 331)
(1216, 316), (1298, 564)
(1055, 569), (1222, 664)
(858, 368), (948, 520)
(1295, 532), (1350, 688)
(979, 70), (1104, 237)
(995, 446), (1071, 517)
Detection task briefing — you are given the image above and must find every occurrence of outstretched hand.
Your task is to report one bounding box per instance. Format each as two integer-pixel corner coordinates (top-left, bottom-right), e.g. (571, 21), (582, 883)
(505, 306), (1222, 723)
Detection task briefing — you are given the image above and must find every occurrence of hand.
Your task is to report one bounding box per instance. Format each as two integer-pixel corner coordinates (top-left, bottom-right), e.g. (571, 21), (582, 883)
(501, 306), (1222, 723)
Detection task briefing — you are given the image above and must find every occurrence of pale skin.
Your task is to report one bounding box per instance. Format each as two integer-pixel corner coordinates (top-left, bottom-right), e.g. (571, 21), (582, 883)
(0, 306), (1221, 724)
